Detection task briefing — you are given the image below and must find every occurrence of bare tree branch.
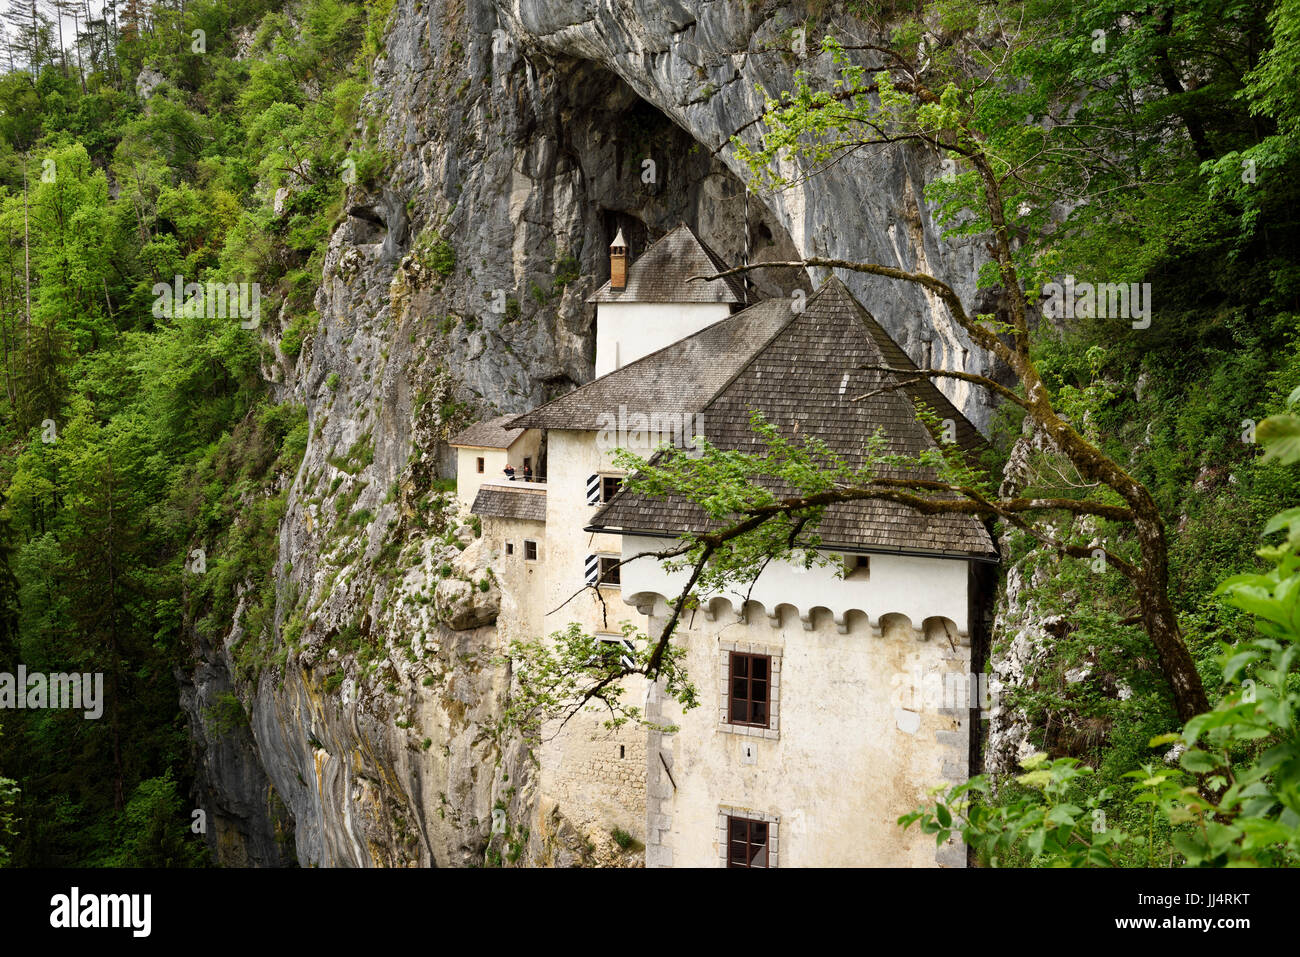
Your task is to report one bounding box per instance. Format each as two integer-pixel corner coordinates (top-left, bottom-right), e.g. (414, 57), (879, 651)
(854, 363), (1027, 409)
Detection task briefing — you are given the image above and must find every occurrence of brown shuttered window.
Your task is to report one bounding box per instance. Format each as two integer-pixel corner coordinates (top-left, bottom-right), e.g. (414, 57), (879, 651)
(728, 652), (770, 728)
(727, 816), (769, 868)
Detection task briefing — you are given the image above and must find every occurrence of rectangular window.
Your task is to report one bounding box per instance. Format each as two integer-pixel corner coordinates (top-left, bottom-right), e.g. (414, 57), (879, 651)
(727, 816), (769, 868)
(601, 475), (623, 503)
(595, 634), (634, 669)
(524, 540), (538, 561)
(505, 543), (514, 556)
(598, 556), (621, 586)
(476, 456), (485, 473)
(729, 653), (770, 728)
(845, 553), (870, 580)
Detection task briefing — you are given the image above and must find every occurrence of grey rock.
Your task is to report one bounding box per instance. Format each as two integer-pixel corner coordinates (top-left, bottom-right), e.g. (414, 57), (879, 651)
(135, 66), (166, 100)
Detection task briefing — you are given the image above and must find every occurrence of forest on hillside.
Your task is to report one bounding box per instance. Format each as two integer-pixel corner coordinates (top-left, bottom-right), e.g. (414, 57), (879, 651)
(0, 0), (384, 866)
(0, 0), (1299, 870)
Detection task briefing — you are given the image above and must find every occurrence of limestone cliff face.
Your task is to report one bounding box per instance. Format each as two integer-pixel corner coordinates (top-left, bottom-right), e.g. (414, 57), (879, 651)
(186, 0), (1018, 867)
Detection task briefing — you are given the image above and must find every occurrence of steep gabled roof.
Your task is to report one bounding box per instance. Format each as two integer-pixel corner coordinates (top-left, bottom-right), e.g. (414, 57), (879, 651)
(588, 223), (746, 304)
(506, 298), (794, 431)
(588, 277), (997, 558)
(449, 415), (526, 450)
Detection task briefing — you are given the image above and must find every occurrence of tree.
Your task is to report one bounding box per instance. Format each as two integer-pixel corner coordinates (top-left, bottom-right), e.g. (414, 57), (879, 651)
(902, 396), (1300, 866)
(1, 2), (53, 77)
(703, 5), (1241, 723)
(0, 729), (18, 868)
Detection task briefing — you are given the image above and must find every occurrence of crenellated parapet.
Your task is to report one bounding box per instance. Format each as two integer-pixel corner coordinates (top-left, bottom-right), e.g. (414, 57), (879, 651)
(624, 590), (969, 644)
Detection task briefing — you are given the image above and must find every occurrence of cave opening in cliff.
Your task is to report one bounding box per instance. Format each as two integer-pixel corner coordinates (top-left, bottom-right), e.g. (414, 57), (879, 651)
(563, 64), (810, 310)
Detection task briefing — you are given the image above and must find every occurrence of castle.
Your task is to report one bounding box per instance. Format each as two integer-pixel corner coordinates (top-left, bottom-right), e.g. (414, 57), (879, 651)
(449, 224), (997, 867)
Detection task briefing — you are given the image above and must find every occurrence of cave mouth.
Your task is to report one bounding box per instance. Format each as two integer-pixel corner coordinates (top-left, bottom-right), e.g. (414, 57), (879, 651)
(558, 60), (811, 304)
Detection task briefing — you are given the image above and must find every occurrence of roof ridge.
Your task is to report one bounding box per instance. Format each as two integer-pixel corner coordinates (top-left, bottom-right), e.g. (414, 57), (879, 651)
(684, 277), (875, 429)
(587, 221), (744, 304)
(822, 277), (988, 458)
(448, 413), (527, 448)
(655, 279), (953, 478)
(691, 299), (803, 421)
(683, 223), (747, 302)
(502, 298), (792, 430)
(691, 281), (842, 429)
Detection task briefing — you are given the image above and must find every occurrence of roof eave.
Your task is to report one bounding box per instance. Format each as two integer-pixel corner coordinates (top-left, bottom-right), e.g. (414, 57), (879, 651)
(584, 522), (998, 562)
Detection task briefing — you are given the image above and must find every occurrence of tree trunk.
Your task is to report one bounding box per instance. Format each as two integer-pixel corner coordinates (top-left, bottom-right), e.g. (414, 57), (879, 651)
(1133, 512), (1211, 722)
(21, 156), (31, 331)
(1019, 360), (1212, 723)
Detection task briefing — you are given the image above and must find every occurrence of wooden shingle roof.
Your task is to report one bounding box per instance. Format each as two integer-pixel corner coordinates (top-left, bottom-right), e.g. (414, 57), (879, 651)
(449, 415), (526, 450)
(506, 298), (793, 432)
(588, 278), (997, 558)
(588, 224), (746, 304)
(470, 483), (546, 522)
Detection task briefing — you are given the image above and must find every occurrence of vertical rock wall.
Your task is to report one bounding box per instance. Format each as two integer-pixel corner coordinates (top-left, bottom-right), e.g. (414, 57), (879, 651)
(189, 0), (1018, 866)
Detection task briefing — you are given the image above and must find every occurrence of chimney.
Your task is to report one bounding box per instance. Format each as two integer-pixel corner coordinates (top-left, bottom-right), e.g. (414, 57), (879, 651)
(610, 228), (628, 291)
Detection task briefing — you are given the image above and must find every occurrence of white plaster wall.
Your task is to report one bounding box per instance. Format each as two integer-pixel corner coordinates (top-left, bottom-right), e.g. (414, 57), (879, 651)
(453, 429), (541, 512)
(481, 495), (649, 840)
(648, 608), (971, 867)
(534, 429), (652, 840)
(507, 429), (543, 475)
(541, 430), (645, 636)
(455, 447), (507, 512)
(480, 515), (547, 640)
(621, 534), (971, 633)
(595, 301), (732, 377)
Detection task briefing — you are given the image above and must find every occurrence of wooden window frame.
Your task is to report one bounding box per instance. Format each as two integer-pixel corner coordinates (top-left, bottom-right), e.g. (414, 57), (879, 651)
(597, 555), (621, 587)
(504, 542), (514, 556)
(476, 456), (485, 474)
(523, 539), (538, 562)
(726, 815), (770, 868)
(718, 808), (779, 867)
(600, 474), (623, 503)
(728, 652), (771, 729)
(718, 642), (780, 738)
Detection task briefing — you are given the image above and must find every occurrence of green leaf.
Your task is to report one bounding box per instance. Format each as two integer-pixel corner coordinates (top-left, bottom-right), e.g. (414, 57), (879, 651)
(1172, 833), (1208, 865)
(1257, 414), (1300, 465)
(1180, 749), (1219, 773)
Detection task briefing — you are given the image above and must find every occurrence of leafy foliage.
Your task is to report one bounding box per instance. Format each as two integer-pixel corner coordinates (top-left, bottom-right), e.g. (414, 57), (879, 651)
(0, 0), (376, 865)
(499, 622), (697, 737)
(903, 403), (1300, 866)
